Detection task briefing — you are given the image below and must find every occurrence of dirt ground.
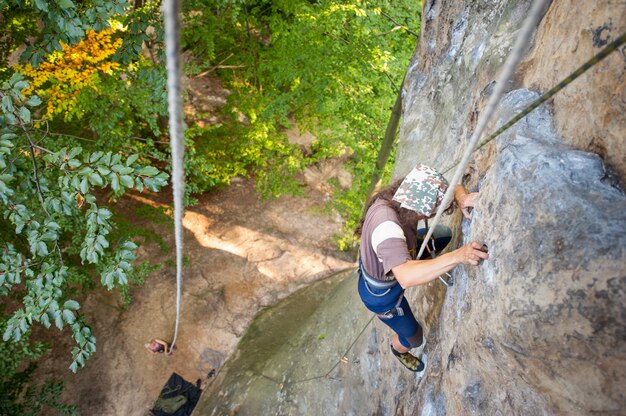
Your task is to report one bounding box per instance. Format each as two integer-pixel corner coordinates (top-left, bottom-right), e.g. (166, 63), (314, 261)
(34, 176), (353, 415)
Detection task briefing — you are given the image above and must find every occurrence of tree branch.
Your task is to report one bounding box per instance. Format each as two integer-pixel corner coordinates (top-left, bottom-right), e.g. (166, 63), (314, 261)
(35, 129), (97, 143)
(19, 122), (49, 215)
(380, 11), (419, 38)
(33, 129), (170, 145)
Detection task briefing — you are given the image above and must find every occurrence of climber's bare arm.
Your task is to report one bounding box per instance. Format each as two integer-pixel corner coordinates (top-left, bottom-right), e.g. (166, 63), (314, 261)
(155, 339), (170, 354)
(454, 184), (478, 220)
(393, 242), (489, 288)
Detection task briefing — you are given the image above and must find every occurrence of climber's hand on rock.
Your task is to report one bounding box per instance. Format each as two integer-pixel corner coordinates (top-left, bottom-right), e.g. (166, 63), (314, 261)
(454, 185), (478, 220)
(457, 192), (478, 220)
(456, 242), (489, 266)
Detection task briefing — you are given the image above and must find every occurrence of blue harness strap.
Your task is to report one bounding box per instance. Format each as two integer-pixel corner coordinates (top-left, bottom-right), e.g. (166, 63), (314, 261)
(358, 256), (398, 297)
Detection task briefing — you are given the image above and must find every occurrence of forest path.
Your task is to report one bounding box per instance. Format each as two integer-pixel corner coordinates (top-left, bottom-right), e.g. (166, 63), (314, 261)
(36, 177), (353, 415)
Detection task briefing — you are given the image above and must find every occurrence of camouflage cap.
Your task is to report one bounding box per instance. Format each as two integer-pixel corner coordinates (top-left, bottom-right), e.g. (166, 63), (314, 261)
(392, 164), (449, 216)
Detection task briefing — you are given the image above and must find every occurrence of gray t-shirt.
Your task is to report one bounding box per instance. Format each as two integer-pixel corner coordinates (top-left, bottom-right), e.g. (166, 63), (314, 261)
(359, 199), (417, 280)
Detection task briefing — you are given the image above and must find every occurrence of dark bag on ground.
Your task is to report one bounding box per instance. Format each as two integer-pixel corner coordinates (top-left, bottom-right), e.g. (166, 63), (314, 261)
(151, 373), (201, 416)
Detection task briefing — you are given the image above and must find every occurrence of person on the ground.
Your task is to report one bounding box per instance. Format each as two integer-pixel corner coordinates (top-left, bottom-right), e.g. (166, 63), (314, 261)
(145, 338), (171, 355)
(355, 164), (489, 372)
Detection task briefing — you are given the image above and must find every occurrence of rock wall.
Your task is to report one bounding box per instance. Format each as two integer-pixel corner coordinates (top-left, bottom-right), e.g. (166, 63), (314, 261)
(395, 0), (626, 414)
(193, 1), (626, 414)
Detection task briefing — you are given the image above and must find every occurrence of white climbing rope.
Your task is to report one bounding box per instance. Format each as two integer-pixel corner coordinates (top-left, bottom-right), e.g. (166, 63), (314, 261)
(416, 0), (550, 261)
(163, 0), (184, 350)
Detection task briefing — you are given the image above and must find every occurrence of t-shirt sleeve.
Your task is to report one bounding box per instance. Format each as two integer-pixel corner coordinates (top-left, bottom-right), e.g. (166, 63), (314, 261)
(371, 220), (412, 275)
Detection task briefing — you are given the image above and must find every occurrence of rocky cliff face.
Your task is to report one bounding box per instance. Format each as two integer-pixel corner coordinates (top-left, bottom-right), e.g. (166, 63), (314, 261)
(194, 1), (626, 414)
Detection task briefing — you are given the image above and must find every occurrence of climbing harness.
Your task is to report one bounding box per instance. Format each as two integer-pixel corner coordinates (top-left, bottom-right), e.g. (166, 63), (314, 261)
(163, 0), (184, 351)
(358, 256), (397, 297)
(416, 0), (550, 261)
(357, 258), (405, 317)
(376, 295), (405, 320)
(443, 30), (626, 175)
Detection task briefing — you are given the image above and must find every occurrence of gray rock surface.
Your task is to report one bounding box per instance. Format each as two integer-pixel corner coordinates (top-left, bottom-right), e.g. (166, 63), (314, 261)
(194, 1), (626, 414)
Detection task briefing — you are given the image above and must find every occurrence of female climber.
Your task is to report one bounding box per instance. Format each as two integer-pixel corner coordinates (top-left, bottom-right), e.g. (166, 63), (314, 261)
(355, 164), (489, 372)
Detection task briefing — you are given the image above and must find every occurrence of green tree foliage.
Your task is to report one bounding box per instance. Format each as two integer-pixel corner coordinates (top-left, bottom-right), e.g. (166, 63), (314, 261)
(0, 3), (169, 412)
(0, 74), (168, 371)
(179, 0), (420, 242)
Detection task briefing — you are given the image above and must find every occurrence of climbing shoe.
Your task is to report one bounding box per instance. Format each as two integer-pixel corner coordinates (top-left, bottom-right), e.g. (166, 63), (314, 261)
(391, 344), (425, 372)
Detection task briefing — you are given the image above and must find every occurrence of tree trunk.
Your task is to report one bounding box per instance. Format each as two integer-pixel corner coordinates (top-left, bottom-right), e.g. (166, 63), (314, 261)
(362, 85), (403, 216)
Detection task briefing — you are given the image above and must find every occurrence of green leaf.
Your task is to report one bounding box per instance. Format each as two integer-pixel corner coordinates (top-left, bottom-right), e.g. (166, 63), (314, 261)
(96, 234), (109, 248)
(62, 309), (75, 324)
(19, 317), (28, 333)
(46, 221), (61, 230)
(120, 175), (134, 188)
(116, 268), (128, 285)
(54, 311), (64, 329)
(18, 106), (31, 123)
(26, 95), (43, 107)
(41, 232), (57, 242)
(110, 174), (120, 192)
(89, 173), (104, 186)
(2, 95), (14, 113)
(78, 166), (93, 176)
(111, 164), (124, 173)
(103, 272), (114, 289)
(1, 133), (17, 141)
(122, 240), (138, 251)
(137, 166), (159, 176)
(38, 241), (49, 256)
(64, 300), (80, 310)
(143, 178), (159, 191)
(3, 326), (12, 342)
(80, 177), (89, 194)
(4, 112), (16, 125)
(58, 0), (75, 9)
(97, 165), (111, 176)
(68, 159), (81, 168)
(68, 147), (82, 159)
(126, 154), (139, 165)
(90, 151), (103, 163)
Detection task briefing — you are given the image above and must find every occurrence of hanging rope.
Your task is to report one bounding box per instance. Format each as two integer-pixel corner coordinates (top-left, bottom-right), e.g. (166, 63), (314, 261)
(163, 0), (184, 350)
(416, 0), (549, 260)
(442, 30), (626, 174)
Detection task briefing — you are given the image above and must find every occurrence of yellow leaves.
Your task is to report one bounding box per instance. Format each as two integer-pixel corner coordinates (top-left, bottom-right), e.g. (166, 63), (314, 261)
(326, 4), (367, 18)
(15, 29), (123, 120)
